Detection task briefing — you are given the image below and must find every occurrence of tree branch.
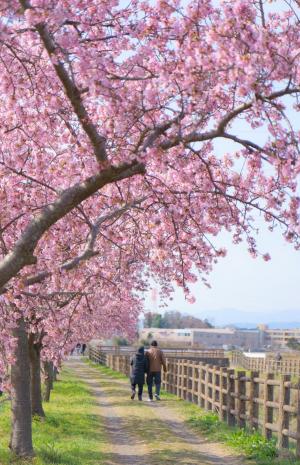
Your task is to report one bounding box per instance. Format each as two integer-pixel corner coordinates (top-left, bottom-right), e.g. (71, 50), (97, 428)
(160, 86), (300, 150)
(62, 196), (147, 270)
(19, 0), (107, 164)
(0, 160), (145, 289)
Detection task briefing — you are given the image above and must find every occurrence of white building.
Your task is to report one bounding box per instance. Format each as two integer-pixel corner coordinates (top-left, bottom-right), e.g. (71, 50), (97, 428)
(139, 327), (264, 350)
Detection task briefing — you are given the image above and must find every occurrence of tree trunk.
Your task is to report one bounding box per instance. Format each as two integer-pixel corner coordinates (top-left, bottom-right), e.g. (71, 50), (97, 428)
(43, 361), (54, 402)
(9, 317), (34, 457)
(28, 336), (45, 417)
(53, 366), (58, 382)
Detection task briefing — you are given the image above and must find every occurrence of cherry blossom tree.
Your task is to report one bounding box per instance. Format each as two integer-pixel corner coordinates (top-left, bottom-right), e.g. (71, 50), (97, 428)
(27, 281), (141, 415)
(1, 254), (144, 452)
(0, 0), (300, 457)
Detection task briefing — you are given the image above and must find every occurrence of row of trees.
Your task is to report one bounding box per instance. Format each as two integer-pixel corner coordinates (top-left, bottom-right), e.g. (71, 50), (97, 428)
(144, 311), (213, 329)
(0, 0), (300, 458)
(287, 338), (300, 351)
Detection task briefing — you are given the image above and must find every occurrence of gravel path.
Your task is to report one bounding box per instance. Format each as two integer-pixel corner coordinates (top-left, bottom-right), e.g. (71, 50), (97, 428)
(66, 358), (246, 465)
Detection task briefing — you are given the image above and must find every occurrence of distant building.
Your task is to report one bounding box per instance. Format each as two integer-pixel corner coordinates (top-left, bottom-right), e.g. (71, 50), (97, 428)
(192, 328), (264, 350)
(140, 325), (300, 350)
(139, 327), (264, 350)
(264, 328), (300, 349)
(140, 328), (193, 348)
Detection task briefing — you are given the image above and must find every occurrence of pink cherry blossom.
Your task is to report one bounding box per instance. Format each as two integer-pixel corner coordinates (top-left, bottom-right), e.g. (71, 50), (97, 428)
(0, 0), (299, 387)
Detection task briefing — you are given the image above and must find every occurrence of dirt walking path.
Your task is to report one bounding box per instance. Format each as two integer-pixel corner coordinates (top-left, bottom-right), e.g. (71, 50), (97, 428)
(66, 358), (246, 465)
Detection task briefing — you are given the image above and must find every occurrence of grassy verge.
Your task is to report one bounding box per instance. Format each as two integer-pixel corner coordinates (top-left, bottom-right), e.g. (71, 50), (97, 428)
(160, 390), (300, 465)
(85, 359), (127, 379)
(0, 367), (108, 465)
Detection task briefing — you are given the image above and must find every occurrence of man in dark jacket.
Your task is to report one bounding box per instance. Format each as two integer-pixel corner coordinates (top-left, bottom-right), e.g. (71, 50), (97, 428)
(130, 346), (148, 401)
(146, 340), (167, 401)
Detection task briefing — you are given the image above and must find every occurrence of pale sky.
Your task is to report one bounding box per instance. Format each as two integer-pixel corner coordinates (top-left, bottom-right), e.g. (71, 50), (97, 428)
(139, 0), (300, 325)
(144, 106), (300, 325)
(144, 223), (300, 325)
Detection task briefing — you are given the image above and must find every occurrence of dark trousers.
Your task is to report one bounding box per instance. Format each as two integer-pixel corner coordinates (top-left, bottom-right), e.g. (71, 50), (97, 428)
(147, 371), (161, 399)
(131, 382), (143, 398)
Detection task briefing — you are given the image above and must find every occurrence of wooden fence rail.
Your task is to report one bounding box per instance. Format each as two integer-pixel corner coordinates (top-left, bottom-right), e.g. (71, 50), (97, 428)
(89, 347), (300, 457)
(231, 351), (300, 376)
(90, 345), (225, 359)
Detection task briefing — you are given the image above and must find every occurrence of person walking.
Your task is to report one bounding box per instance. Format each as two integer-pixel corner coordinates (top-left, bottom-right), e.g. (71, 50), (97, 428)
(146, 340), (167, 401)
(75, 342), (81, 355)
(130, 346), (148, 401)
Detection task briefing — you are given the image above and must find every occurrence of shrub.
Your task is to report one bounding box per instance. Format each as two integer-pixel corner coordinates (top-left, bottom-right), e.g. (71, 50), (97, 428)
(227, 429), (277, 460)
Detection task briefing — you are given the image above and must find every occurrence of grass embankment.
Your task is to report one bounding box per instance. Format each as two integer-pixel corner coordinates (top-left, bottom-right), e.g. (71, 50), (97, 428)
(161, 390), (300, 465)
(87, 359), (300, 465)
(0, 367), (107, 465)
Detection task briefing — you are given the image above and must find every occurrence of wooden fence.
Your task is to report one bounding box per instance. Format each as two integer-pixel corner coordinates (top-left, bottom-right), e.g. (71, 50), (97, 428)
(89, 347), (300, 457)
(91, 345), (225, 359)
(231, 351), (300, 376)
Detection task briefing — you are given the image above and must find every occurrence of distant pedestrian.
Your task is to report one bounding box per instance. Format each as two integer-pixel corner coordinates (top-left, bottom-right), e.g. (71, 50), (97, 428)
(146, 340), (167, 401)
(130, 346), (148, 401)
(81, 343), (87, 355)
(75, 343), (81, 355)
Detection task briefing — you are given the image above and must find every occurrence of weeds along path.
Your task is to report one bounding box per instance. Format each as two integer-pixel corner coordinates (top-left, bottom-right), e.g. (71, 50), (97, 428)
(66, 358), (246, 465)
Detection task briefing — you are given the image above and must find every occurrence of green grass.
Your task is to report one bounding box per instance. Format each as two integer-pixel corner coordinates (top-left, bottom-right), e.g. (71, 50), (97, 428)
(159, 390), (300, 465)
(85, 358), (128, 379)
(187, 411), (278, 460)
(0, 368), (108, 465)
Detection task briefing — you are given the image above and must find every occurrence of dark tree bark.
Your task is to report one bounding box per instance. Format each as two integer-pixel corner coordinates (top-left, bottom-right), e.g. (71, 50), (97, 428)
(9, 318), (34, 457)
(28, 335), (45, 417)
(53, 366), (59, 382)
(43, 361), (54, 402)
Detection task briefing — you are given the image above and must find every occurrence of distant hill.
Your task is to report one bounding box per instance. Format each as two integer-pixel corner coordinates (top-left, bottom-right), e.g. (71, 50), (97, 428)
(232, 322), (300, 329)
(197, 308), (300, 329)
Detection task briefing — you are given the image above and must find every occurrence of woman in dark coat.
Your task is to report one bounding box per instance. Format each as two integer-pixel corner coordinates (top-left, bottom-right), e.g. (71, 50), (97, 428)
(130, 346), (148, 401)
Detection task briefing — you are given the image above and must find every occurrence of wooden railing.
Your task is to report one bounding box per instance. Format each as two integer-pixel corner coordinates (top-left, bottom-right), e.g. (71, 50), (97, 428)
(89, 348), (300, 457)
(231, 351), (300, 376)
(89, 345), (225, 358)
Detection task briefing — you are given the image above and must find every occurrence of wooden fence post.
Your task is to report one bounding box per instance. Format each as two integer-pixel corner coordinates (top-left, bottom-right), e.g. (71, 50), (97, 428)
(183, 360), (188, 400)
(278, 375), (291, 450)
(168, 359), (171, 391)
(199, 364), (205, 408)
(227, 369), (236, 426)
(219, 367), (226, 421)
(263, 373), (274, 440)
(179, 359), (183, 399)
(212, 366), (217, 413)
(191, 361), (196, 404)
(176, 359), (179, 395)
(249, 371), (259, 430)
(237, 371), (246, 428)
(204, 365), (210, 411)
